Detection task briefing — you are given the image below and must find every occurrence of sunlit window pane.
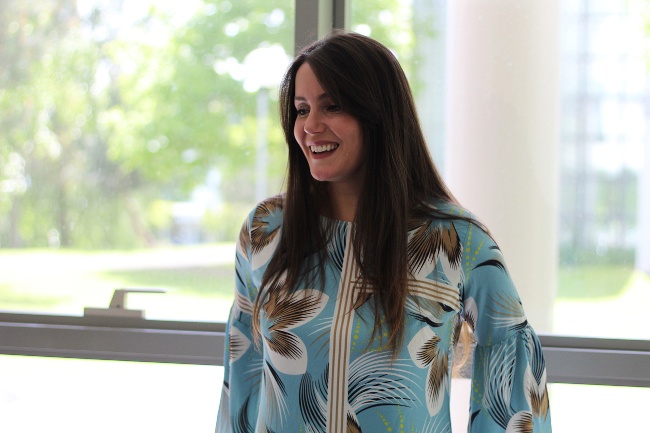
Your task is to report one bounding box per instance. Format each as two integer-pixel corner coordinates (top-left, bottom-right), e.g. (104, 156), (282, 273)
(0, 0), (294, 321)
(0, 355), (221, 432)
(449, 378), (649, 433)
(557, 0), (650, 340)
(549, 383), (648, 432)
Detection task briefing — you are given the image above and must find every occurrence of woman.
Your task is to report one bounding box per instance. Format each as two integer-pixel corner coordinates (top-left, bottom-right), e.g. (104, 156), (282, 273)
(216, 32), (551, 433)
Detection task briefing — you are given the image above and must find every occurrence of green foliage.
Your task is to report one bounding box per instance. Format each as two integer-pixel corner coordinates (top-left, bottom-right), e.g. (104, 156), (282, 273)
(0, 0), (109, 247)
(0, 0), (293, 248)
(350, 0), (415, 64)
(350, 0), (438, 95)
(147, 200), (175, 235)
(104, 0), (293, 191)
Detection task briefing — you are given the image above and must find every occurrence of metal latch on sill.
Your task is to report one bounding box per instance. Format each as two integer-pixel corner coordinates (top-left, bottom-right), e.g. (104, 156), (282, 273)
(83, 288), (166, 319)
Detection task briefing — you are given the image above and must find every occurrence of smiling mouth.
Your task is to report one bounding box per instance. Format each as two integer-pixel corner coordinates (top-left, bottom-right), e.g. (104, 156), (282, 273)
(311, 143), (339, 153)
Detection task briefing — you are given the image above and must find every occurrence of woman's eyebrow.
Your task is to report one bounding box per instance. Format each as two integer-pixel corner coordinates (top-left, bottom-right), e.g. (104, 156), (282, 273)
(294, 93), (330, 102)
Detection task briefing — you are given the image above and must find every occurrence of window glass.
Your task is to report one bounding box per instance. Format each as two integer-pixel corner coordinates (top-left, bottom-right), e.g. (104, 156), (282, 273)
(0, 0), (294, 321)
(548, 383), (648, 432)
(350, 0), (650, 340)
(349, 0), (447, 165)
(0, 355), (221, 432)
(558, 0), (649, 340)
(450, 378), (649, 432)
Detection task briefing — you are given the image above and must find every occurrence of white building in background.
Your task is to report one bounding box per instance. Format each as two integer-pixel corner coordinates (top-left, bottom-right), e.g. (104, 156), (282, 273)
(560, 1), (650, 263)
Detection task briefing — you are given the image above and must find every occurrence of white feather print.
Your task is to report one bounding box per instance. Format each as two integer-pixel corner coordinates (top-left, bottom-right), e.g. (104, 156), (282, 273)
(229, 326), (252, 363)
(347, 351), (422, 412)
(234, 289), (253, 317)
(408, 326), (437, 369)
(252, 227), (281, 270)
(263, 289), (329, 375)
(505, 411), (533, 433)
(463, 296), (479, 329)
(263, 361), (290, 428)
(265, 330), (309, 375)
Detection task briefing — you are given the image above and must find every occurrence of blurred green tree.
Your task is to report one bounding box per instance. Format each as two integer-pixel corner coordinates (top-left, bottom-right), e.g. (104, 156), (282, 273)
(0, 0), (293, 247)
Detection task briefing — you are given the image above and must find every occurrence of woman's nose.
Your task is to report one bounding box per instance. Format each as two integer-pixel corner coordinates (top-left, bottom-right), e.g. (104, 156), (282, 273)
(304, 111), (324, 134)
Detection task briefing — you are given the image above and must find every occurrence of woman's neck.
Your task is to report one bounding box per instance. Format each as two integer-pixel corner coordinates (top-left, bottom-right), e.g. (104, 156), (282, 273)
(326, 182), (361, 222)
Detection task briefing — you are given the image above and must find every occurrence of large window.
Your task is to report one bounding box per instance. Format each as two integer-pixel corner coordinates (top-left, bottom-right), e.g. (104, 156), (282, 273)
(0, 0), (294, 322)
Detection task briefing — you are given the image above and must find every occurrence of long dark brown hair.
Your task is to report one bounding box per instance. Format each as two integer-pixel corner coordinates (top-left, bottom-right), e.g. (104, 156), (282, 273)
(254, 31), (470, 354)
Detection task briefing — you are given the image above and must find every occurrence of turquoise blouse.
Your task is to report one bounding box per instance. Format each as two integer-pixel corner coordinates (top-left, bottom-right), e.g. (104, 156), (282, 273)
(216, 195), (552, 433)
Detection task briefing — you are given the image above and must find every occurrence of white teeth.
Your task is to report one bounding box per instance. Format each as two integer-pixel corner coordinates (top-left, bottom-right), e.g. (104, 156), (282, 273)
(311, 143), (339, 153)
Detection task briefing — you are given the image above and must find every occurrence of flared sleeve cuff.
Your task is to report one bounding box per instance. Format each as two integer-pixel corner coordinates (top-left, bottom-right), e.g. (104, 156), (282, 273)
(468, 326), (552, 432)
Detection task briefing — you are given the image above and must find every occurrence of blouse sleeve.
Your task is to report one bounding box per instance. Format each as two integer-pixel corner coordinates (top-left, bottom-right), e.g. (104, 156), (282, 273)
(459, 221), (552, 432)
(216, 217), (264, 433)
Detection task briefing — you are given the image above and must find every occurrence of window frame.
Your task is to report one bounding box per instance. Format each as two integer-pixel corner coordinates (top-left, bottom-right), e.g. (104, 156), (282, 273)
(1, 312), (649, 388)
(0, 0), (648, 393)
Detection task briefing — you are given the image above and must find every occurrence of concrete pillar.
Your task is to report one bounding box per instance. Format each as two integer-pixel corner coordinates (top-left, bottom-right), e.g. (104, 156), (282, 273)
(445, 0), (560, 332)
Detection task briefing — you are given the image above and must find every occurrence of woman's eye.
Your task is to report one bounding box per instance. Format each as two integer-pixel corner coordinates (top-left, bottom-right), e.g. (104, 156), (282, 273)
(296, 108), (309, 116)
(326, 104), (341, 113)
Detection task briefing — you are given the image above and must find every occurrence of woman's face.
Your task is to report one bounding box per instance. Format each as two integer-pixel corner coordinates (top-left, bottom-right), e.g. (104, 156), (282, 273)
(293, 62), (364, 192)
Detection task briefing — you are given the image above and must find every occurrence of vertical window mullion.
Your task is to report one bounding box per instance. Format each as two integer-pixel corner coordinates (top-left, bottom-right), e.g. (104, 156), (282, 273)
(295, 0), (346, 54)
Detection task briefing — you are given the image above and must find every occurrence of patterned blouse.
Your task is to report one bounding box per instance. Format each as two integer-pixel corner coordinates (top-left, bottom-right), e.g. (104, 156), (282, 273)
(216, 195), (552, 433)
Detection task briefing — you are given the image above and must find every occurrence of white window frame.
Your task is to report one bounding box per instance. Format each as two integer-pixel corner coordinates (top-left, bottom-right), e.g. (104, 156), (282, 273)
(1, 0), (649, 391)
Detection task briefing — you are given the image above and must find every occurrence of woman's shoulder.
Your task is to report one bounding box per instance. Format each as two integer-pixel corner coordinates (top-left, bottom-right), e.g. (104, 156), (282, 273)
(237, 194), (286, 265)
(429, 199), (473, 219)
(416, 199), (490, 240)
(254, 193), (286, 213)
(421, 199), (476, 225)
(239, 193), (286, 243)
(245, 193), (286, 222)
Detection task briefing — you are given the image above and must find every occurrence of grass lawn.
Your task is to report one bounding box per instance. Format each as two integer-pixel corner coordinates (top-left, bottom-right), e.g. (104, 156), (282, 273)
(101, 264), (234, 297)
(0, 244), (237, 319)
(556, 264), (637, 300)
